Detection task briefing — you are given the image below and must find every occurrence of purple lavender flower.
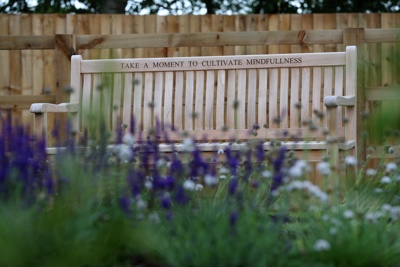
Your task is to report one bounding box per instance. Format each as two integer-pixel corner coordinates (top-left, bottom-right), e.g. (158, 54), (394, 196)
(174, 185), (190, 206)
(230, 210), (239, 227)
(119, 196), (131, 216)
(160, 194), (172, 209)
(228, 178), (238, 195)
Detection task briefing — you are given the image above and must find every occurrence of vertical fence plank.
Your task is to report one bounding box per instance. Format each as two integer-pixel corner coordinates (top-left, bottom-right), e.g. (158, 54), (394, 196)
(189, 15), (201, 57)
(201, 15), (212, 56)
(32, 15), (44, 95)
(122, 15), (134, 59)
(268, 14), (279, 54)
(178, 15), (190, 57)
(111, 15), (123, 58)
(100, 14), (111, 59)
(212, 15), (224, 56)
(290, 14), (302, 53)
(256, 15), (268, 54)
(0, 15), (10, 96)
(133, 15), (145, 59)
(21, 14), (33, 125)
(144, 15), (157, 58)
(166, 15), (178, 57)
(223, 15), (235, 56)
(43, 15), (55, 90)
(279, 14), (291, 53)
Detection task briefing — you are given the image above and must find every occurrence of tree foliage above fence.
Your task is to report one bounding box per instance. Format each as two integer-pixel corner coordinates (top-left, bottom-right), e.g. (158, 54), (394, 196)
(1, 0), (400, 14)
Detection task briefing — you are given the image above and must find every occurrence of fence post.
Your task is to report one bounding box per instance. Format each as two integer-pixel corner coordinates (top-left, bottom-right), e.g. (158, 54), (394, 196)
(343, 28), (366, 163)
(54, 34), (76, 142)
(55, 34), (75, 103)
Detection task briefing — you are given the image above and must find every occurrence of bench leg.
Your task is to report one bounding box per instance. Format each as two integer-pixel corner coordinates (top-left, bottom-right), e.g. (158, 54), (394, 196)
(33, 112), (48, 145)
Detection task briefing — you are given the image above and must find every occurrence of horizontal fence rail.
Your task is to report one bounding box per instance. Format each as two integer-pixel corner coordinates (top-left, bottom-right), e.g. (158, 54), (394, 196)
(1, 28), (399, 51)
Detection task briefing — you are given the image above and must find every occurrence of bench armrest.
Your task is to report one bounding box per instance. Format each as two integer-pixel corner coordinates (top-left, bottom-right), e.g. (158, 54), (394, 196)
(324, 96), (355, 107)
(30, 103), (79, 113)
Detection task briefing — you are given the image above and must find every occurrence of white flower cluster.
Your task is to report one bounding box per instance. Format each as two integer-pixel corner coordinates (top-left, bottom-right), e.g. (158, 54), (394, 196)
(183, 180), (203, 191)
(313, 239), (331, 251)
(316, 161), (331, 176)
(113, 133), (135, 162)
(283, 180), (328, 202)
(288, 160), (311, 178)
(382, 204), (400, 221)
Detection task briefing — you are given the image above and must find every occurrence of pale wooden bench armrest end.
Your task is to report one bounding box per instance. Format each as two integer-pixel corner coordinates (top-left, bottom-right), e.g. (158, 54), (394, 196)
(324, 96), (356, 107)
(30, 103), (79, 113)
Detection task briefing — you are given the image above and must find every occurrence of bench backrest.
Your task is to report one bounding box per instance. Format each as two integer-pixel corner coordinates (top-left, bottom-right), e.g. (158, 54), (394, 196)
(70, 46), (356, 143)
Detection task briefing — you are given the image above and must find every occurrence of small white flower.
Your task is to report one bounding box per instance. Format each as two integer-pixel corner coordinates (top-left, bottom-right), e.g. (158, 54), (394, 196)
(122, 133), (135, 145)
(388, 147), (395, 154)
(345, 156), (357, 166)
(114, 144), (133, 162)
(386, 162), (398, 173)
(380, 176), (392, 184)
(365, 211), (383, 223)
(390, 206), (400, 220)
(219, 166), (230, 174)
(204, 174), (218, 186)
(394, 175), (400, 182)
(217, 148), (225, 154)
(262, 170), (272, 178)
(343, 210), (355, 219)
(329, 228), (337, 235)
(289, 160), (311, 178)
(219, 175), (227, 180)
(136, 197), (148, 210)
(317, 161), (331, 175)
(313, 239), (331, 251)
(144, 180), (153, 189)
(382, 204), (392, 212)
(181, 138), (195, 152)
(195, 184), (203, 191)
(373, 188), (383, 193)
(183, 180), (196, 191)
(366, 168), (377, 176)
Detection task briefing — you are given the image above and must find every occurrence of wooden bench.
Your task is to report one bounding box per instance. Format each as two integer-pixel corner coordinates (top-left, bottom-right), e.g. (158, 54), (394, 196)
(30, 46), (357, 167)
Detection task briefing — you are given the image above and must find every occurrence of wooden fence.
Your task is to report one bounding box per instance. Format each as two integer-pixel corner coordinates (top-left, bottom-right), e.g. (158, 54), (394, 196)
(0, 14), (400, 160)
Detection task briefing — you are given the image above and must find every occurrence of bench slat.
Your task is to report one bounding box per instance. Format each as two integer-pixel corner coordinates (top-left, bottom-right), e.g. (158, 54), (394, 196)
(123, 73), (134, 130)
(290, 68), (300, 128)
(185, 71), (195, 130)
(216, 70), (226, 129)
(247, 69), (257, 129)
(143, 72), (153, 131)
(258, 69), (268, 128)
(132, 73), (143, 132)
(112, 73), (122, 134)
(269, 68), (279, 128)
(174, 72), (184, 130)
(301, 67), (311, 125)
(164, 72), (174, 130)
(280, 68), (289, 128)
(205, 70), (215, 130)
(323, 67), (333, 129)
(154, 72), (164, 127)
(334, 66), (344, 129)
(195, 71), (205, 130)
(237, 70), (247, 129)
(312, 67), (322, 125)
(226, 70), (236, 129)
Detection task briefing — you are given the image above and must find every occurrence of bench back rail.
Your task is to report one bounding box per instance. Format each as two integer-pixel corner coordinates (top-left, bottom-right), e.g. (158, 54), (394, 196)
(67, 47), (356, 145)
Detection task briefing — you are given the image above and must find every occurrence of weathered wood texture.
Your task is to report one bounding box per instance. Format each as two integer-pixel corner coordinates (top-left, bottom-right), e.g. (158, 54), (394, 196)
(0, 14), (400, 156)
